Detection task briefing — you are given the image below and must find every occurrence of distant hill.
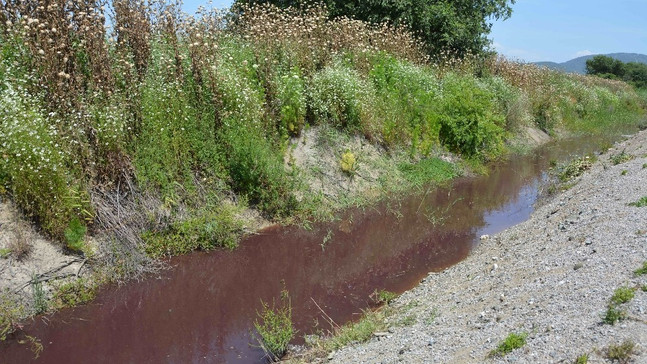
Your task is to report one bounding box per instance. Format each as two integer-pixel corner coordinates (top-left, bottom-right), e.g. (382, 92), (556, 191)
(534, 53), (647, 74)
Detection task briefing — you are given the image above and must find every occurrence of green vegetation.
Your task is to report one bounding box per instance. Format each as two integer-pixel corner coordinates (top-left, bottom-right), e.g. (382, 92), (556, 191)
(610, 287), (635, 305)
(635, 261), (647, 276)
(372, 289), (398, 305)
(603, 306), (627, 325)
(30, 277), (48, 315)
(557, 156), (594, 182)
(610, 150), (634, 165)
(52, 278), (98, 309)
(254, 290), (295, 360)
(0, 291), (24, 341)
(574, 353), (589, 364)
(143, 205), (244, 258)
(603, 286), (635, 325)
(64, 218), (87, 253)
(628, 196), (647, 207)
(0, 1), (644, 269)
(587, 55), (647, 89)
(489, 332), (528, 357)
(606, 340), (636, 363)
(340, 151), (357, 176)
(306, 308), (387, 355)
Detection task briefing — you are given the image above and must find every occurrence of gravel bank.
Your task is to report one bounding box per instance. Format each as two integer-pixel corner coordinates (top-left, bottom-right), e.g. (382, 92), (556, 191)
(328, 130), (647, 364)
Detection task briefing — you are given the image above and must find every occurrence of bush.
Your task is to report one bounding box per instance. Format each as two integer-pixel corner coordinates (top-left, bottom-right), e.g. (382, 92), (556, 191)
(254, 290), (295, 360)
(221, 124), (297, 217)
(0, 84), (80, 239)
(143, 206), (244, 258)
(52, 278), (97, 308)
(438, 73), (507, 159)
(273, 67), (307, 137)
(309, 61), (375, 131)
(369, 54), (440, 152)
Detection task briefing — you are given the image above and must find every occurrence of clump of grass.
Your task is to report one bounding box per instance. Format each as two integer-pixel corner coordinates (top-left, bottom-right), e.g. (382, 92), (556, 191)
(398, 158), (458, 188)
(621, 169), (628, 176)
(489, 332), (528, 357)
(143, 206), (244, 258)
(610, 286), (635, 305)
(610, 150), (633, 165)
(628, 196), (647, 207)
(574, 353), (589, 364)
(606, 340), (636, 363)
(31, 276), (48, 315)
(254, 290), (295, 361)
(635, 261), (647, 276)
(603, 306), (627, 325)
(52, 278), (97, 309)
(558, 156), (594, 182)
(371, 289), (398, 305)
(64, 218), (87, 253)
(314, 309), (387, 352)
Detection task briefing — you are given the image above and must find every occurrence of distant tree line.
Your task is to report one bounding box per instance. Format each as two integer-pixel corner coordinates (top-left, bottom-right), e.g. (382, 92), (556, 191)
(233, 0), (516, 58)
(586, 55), (647, 89)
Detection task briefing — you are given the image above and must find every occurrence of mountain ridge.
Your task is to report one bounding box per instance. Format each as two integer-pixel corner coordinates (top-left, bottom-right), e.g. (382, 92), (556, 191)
(534, 53), (647, 74)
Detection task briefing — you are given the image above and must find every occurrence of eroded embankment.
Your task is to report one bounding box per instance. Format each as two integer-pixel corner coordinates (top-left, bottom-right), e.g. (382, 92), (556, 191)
(323, 130), (647, 363)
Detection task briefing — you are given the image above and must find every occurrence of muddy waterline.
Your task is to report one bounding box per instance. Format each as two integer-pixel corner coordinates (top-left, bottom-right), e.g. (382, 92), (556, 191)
(1, 133), (626, 364)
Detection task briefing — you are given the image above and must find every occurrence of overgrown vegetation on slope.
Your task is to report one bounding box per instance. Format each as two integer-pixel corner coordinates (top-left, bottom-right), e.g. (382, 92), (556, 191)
(0, 1), (644, 271)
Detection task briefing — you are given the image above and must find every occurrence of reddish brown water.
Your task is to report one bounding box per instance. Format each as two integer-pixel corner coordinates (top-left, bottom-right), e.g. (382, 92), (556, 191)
(0, 134), (626, 364)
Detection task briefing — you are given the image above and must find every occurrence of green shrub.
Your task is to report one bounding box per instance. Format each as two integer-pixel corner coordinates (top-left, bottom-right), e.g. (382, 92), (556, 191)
(254, 290), (295, 360)
(309, 61), (375, 131)
(64, 218), (87, 252)
(274, 67), (307, 137)
(574, 353), (589, 364)
(52, 278), (97, 308)
(489, 332), (528, 357)
(0, 84), (79, 239)
(221, 124), (296, 217)
(438, 73), (507, 159)
(143, 205), (244, 258)
(369, 54), (440, 153)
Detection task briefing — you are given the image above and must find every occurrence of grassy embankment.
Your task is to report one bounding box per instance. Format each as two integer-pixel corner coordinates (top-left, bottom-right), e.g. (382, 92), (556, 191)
(0, 1), (645, 324)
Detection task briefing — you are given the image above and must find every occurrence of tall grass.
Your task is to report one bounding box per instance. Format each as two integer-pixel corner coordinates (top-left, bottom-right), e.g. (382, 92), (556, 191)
(0, 1), (644, 259)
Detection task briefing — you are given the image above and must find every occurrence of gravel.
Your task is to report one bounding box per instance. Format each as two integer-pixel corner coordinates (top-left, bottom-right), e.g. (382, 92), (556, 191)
(328, 130), (647, 364)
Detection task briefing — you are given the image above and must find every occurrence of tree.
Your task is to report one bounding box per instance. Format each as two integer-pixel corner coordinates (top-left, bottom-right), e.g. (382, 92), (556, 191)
(585, 55), (625, 78)
(233, 0), (516, 58)
(586, 56), (647, 89)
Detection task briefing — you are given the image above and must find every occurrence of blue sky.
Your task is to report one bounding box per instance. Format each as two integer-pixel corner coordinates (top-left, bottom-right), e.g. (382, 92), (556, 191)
(182, 0), (647, 63)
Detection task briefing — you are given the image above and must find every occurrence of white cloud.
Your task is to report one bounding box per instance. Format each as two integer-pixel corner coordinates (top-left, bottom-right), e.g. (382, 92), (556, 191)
(574, 50), (594, 58)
